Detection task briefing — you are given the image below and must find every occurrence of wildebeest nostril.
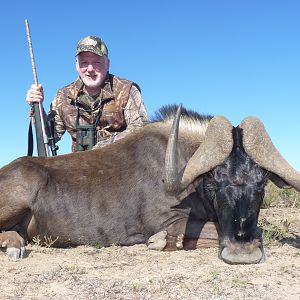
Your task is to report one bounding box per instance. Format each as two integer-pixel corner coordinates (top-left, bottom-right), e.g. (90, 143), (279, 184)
(240, 218), (246, 228)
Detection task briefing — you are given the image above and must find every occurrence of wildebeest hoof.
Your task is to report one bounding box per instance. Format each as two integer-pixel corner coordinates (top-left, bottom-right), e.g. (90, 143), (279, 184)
(0, 231), (26, 260)
(147, 231), (167, 250)
(6, 247), (25, 260)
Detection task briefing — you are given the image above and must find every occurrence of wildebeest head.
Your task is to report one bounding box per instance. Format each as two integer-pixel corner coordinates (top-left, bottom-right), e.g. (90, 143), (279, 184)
(165, 105), (300, 264)
(203, 127), (268, 264)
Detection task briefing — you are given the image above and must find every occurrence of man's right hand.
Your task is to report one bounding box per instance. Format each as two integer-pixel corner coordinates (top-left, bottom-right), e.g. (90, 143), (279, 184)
(26, 84), (44, 105)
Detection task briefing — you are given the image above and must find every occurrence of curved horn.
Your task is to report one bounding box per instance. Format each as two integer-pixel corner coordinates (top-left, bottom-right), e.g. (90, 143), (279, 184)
(239, 116), (300, 192)
(165, 106), (234, 194)
(164, 104), (182, 192)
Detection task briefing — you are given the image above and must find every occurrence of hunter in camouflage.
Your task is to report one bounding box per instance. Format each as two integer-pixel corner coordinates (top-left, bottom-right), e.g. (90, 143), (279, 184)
(26, 35), (148, 152)
(50, 74), (148, 151)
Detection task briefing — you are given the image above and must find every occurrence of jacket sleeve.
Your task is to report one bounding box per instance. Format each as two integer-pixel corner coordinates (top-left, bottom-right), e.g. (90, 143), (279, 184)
(124, 85), (148, 128)
(114, 85), (148, 141)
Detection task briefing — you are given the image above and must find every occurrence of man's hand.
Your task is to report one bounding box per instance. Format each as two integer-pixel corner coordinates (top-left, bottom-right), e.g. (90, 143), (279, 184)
(26, 84), (44, 105)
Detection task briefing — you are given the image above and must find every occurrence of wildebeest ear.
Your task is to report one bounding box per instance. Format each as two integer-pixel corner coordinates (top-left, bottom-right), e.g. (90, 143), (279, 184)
(269, 172), (291, 189)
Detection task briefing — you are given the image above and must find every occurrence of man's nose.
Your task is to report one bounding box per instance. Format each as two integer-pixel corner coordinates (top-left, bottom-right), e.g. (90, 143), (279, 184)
(87, 64), (94, 72)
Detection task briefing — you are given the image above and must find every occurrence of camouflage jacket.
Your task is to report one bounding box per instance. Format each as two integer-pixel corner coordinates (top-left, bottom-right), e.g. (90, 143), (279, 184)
(49, 74), (148, 151)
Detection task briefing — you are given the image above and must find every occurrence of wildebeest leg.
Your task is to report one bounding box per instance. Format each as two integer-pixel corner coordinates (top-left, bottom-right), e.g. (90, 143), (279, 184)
(0, 162), (44, 258)
(0, 204), (31, 259)
(183, 221), (220, 250)
(148, 220), (219, 251)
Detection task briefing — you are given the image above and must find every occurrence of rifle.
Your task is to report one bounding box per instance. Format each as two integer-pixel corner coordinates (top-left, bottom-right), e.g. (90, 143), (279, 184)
(25, 19), (58, 156)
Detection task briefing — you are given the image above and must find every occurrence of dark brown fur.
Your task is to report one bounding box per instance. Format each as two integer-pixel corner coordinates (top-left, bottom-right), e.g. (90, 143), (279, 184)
(0, 120), (217, 251)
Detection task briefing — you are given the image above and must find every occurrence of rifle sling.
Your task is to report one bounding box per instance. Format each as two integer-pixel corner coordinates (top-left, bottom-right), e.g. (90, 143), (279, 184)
(27, 118), (34, 156)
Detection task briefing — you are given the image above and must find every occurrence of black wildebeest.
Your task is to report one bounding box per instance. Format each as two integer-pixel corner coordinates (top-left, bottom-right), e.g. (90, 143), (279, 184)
(0, 105), (299, 264)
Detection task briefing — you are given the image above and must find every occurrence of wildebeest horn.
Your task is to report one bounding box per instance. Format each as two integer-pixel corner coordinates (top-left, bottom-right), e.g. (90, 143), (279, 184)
(239, 116), (300, 192)
(165, 105), (234, 194)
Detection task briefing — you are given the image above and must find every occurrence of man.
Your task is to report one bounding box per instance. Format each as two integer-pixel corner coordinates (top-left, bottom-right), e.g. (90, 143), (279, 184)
(26, 36), (148, 152)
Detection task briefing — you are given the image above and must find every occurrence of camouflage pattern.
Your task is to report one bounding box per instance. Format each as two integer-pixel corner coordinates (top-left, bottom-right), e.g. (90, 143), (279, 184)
(76, 36), (108, 57)
(49, 74), (148, 152)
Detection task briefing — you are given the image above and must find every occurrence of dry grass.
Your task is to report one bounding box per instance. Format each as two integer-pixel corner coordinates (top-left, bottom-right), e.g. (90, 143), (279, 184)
(260, 183), (300, 244)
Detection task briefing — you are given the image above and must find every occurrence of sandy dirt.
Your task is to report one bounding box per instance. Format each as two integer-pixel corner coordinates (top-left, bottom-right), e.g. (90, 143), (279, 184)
(0, 208), (299, 300)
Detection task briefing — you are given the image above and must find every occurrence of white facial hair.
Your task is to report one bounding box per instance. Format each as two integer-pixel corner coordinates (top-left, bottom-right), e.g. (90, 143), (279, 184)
(81, 72), (105, 89)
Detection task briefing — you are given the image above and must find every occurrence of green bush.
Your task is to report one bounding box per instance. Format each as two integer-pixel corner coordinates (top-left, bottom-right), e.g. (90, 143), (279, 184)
(260, 218), (290, 245)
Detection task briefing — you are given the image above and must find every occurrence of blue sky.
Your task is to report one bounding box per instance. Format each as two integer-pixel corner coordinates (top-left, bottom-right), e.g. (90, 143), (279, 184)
(1, 0), (299, 172)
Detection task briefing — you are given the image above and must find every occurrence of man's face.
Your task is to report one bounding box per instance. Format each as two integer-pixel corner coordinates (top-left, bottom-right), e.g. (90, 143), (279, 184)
(76, 51), (109, 90)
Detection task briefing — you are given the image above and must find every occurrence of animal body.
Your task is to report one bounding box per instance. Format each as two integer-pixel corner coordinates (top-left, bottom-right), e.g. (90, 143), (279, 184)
(0, 105), (299, 264)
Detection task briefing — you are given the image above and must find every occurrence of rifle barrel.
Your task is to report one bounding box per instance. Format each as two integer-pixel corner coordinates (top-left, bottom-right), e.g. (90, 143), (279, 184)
(25, 19), (38, 85)
(25, 19), (50, 157)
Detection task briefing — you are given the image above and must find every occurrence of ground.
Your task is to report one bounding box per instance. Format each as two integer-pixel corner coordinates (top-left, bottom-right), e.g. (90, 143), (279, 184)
(0, 207), (299, 300)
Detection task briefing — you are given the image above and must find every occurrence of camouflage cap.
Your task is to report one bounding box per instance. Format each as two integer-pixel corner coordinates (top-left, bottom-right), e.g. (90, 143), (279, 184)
(76, 36), (108, 57)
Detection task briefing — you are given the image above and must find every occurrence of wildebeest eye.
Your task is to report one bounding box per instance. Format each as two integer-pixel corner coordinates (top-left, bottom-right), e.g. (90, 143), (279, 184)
(204, 181), (217, 200)
(255, 180), (267, 194)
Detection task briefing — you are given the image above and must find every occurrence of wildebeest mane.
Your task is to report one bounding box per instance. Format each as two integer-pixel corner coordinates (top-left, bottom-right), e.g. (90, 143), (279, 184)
(151, 104), (213, 123)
